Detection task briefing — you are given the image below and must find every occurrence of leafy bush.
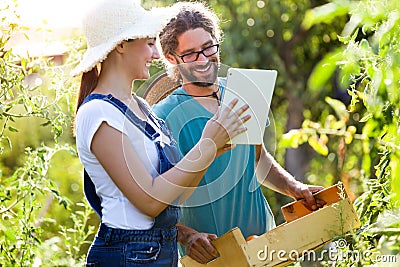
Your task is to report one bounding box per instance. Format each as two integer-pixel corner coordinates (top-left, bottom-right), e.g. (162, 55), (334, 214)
(282, 0), (400, 265)
(0, 1), (94, 266)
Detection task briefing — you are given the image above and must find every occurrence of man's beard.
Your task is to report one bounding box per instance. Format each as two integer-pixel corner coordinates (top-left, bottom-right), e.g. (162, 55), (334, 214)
(178, 60), (219, 87)
(192, 81), (214, 87)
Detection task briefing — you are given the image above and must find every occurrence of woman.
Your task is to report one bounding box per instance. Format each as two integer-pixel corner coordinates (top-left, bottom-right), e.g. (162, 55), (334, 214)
(72, 0), (250, 266)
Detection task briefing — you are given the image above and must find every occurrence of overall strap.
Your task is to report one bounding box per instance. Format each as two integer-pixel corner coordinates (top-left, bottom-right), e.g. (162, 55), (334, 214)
(79, 93), (178, 218)
(82, 94), (160, 140)
(83, 169), (102, 217)
(132, 94), (175, 141)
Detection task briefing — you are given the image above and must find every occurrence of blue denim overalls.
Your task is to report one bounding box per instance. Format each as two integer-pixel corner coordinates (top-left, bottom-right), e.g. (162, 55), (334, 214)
(80, 94), (181, 267)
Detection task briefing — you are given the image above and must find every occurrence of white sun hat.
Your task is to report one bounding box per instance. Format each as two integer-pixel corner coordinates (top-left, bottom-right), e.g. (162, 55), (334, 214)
(71, 0), (177, 76)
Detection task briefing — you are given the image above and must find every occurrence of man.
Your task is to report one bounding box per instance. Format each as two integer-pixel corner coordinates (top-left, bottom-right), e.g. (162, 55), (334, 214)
(152, 2), (324, 264)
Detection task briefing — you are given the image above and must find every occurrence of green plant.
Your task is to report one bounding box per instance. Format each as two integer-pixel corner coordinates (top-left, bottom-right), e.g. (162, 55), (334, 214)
(281, 0), (400, 265)
(0, 1), (92, 265)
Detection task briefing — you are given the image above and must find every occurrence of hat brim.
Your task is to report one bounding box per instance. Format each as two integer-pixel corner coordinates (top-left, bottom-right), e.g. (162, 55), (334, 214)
(139, 72), (181, 106)
(71, 6), (177, 77)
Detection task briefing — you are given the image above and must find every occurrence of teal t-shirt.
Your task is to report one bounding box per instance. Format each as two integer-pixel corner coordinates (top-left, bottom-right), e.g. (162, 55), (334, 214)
(152, 79), (275, 255)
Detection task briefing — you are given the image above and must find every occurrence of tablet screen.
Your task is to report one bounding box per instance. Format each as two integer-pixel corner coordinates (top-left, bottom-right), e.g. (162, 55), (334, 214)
(222, 68), (277, 144)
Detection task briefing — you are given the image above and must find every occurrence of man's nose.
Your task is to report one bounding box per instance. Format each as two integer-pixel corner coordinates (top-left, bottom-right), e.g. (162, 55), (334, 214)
(196, 52), (208, 62)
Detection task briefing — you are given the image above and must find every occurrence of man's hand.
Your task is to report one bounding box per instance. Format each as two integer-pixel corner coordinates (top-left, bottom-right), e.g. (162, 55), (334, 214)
(177, 223), (218, 264)
(288, 182), (326, 211)
(185, 232), (218, 263)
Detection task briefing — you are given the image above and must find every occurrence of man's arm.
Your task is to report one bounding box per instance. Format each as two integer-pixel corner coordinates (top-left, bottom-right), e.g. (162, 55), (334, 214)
(255, 145), (325, 210)
(177, 223), (218, 264)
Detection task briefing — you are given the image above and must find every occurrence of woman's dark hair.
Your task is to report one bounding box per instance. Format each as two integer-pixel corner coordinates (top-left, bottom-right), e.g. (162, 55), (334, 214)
(75, 66), (99, 113)
(73, 66), (99, 134)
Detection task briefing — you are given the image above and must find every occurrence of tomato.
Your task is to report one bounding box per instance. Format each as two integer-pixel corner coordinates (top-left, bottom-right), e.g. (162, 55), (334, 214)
(245, 235), (259, 241)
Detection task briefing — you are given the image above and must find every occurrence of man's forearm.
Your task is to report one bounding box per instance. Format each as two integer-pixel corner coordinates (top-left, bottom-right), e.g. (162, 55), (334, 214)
(255, 145), (299, 198)
(255, 145), (325, 210)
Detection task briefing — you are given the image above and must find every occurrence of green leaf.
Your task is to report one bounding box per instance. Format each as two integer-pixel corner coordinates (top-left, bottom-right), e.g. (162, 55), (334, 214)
(373, 10), (400, 47)
(21, 58), (27, 70)
(325, 96), (349, 122)
(338, 62), (361, 89)
(338, 28), (359, 44)
(5, 136), (12, 150)
(360, 113), (373, 122)
(40, 121), (52, 127)
(302, 2), (350, 30)
(280, 129), (307, 148)
(3, 227), (17, 243)
(347, 89), (359, 112)
(390, 155), (400, 207)
(308, 136), (329, 156)
(8, 126), (18, 133)
(359, 39), (370, 50)
(308, 50), (343, 92)
(22, 96), (38, 114)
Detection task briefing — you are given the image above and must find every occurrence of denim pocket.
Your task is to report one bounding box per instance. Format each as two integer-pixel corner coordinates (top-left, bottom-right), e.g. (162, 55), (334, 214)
(126, 241), (160, 264)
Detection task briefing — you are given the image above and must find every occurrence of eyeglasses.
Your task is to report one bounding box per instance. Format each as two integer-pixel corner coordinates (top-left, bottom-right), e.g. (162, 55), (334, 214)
(174, 44), (219, 63)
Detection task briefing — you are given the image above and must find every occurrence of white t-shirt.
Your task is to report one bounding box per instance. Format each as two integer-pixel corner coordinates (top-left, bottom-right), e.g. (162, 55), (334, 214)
(76, 98), (169, 230)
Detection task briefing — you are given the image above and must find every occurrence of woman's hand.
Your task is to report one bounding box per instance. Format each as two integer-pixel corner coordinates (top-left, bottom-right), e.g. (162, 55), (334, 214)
(171, 98), (249, 181)
(201, 98), (250, 150)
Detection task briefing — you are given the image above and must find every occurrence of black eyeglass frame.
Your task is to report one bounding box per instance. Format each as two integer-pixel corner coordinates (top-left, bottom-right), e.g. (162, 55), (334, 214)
(174, 44), (220, 63)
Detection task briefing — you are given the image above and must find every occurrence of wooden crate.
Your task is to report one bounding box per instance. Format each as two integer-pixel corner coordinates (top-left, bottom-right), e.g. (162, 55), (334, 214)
(180, 184), (360, 267)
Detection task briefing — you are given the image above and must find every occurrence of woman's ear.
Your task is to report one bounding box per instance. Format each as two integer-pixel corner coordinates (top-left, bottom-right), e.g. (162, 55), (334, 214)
(115, 42), (125, 54)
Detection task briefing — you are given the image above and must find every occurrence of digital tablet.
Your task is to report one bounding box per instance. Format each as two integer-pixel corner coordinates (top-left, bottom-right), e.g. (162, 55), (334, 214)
(222, 68), (277, 144)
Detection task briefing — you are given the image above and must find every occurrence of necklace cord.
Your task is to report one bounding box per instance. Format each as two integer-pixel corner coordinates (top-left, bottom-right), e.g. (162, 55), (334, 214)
(172, 86), (221, 106)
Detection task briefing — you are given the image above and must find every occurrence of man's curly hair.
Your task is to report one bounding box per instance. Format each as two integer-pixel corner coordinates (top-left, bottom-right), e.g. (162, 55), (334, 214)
(159, 1), (223, 65)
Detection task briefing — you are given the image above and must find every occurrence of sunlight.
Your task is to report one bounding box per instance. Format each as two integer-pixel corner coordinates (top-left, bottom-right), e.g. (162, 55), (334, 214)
(18, 0), (96, 29)
(7, 0), (96, 57)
